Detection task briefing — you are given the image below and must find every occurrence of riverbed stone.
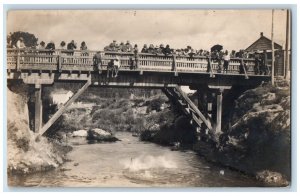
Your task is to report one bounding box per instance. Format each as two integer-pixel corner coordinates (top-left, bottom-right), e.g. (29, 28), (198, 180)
(86, 128), (119, 142)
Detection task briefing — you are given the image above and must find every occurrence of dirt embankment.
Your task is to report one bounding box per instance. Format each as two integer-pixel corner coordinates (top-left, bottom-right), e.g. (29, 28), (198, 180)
(7, 86), (70, 174)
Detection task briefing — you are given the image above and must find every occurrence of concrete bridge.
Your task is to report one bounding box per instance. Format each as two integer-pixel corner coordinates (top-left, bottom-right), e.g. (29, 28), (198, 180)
(6, 48), (271, 137)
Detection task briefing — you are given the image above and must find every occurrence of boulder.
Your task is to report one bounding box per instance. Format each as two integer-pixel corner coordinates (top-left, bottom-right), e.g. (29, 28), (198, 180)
(86, 128), (119, 142)
(72, 130), (88, 137)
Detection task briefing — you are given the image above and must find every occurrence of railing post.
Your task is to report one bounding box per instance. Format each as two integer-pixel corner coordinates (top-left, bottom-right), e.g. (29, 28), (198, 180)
(16, 49), (20, 71)
(207, 55), (214, 77)
(58, 53), (62, 73)
(172, 54), (177, 75)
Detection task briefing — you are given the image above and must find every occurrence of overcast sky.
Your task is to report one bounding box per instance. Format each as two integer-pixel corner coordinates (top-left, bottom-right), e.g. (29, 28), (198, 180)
(7, 10), (288, 51)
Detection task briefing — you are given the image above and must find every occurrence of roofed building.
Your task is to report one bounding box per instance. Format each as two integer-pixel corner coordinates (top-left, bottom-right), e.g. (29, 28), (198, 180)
(246, 32), (285, 76)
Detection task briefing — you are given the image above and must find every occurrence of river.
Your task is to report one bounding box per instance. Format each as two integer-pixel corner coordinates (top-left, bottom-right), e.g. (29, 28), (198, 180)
(8, 132), (264, 187)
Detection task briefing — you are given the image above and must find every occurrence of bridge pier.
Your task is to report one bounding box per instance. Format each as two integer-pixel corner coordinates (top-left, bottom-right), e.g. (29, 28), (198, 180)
(34, 84), (42, 133)
(216, 89), (223, 134)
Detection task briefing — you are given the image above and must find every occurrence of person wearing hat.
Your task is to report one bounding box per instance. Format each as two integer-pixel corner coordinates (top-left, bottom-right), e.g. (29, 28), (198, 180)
(80, 41), (88, 50)
(109, 40), (118, 51)
(67, 40), (77, 56)
(16, 37), (25, 49)
(120, 42), (127, 52)
(141, 44), (148, 53)
(39, 41), (46, 49)
(156, 44), (164, 54)
(80, 41), (89, 63)
(60, 41), (66, 49)
(46, 41), (55, 50)
(38, 41), (47, 56)
(163, 44), (171, 56)
(125, 40), (133, 52)
(148, 44), (155, 54)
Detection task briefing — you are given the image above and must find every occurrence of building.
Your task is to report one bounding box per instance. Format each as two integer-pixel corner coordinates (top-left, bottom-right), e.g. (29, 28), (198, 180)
(245, 32), (285, 76)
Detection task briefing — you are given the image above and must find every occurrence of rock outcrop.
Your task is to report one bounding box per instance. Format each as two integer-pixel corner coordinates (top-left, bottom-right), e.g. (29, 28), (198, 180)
(196, 79), (291, 186)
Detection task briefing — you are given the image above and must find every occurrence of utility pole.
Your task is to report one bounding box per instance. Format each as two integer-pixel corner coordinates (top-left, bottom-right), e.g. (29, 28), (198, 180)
(285, 9), (290, 79)
(271, 9), (275, 86)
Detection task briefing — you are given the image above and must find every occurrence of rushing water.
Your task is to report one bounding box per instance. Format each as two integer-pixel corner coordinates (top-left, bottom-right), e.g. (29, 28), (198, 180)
(8, 132), (264, 187)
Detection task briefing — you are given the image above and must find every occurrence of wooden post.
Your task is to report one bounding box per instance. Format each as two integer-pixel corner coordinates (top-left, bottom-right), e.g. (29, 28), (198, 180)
(271, 9), (275, 85)
(58, 53), (62, 73)
(34, 84), (42, 133)
(285, 9), (290, 79)
(172, 54), (177, 73)
(216, 89), (223, 133)
(16, 50), (20, 71)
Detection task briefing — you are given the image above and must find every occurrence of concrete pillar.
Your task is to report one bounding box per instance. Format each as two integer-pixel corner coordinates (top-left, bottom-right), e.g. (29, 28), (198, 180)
(34, 84), (42, 133)
(216, 89), (223, 133)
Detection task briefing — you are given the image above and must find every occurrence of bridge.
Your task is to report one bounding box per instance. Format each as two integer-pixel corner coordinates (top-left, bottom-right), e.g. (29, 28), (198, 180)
(6, 48), (271, 137)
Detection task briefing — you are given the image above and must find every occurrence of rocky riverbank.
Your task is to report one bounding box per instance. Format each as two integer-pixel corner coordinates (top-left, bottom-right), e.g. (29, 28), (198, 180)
(7, 85), (71, 175)
(193, 79), (290, 186)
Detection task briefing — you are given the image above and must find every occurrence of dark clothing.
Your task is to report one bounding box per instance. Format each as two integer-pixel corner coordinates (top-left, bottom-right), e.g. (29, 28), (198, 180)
(45, 43), (55, 50)
(141, 47), (148, 53)
(93, 53), (102, 64)
(67, 42), (77, 50)
(254, 57), (260, 75)
(80, 45), (88, 50)
(163, 47), (172, 56)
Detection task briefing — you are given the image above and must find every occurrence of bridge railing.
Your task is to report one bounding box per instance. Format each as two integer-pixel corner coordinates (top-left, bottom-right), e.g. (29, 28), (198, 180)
(6, 48), (264, 76)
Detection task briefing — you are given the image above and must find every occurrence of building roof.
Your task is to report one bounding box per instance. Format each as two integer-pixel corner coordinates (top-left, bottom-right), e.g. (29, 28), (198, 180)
(245, 32), (282, 52)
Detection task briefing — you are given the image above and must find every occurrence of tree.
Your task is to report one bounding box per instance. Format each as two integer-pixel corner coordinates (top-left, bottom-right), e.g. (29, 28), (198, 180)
(8, 31), (38, 48)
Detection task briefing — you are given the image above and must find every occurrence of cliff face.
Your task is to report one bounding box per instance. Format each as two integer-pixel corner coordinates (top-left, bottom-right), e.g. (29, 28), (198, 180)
(7, 86), (67, 174)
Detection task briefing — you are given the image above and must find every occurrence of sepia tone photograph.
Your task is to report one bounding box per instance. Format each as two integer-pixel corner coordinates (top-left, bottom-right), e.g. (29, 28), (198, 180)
(6, 9), (291, 188)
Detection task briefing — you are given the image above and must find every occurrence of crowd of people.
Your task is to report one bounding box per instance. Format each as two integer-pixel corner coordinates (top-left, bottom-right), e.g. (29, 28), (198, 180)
(11, 37), (270, 76)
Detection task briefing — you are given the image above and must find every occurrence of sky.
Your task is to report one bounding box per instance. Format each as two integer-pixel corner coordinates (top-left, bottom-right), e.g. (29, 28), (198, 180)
(7, 10), (288, 51)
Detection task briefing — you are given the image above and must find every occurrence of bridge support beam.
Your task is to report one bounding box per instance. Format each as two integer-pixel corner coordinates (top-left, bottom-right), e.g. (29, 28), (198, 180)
(207, 85), (231, 134)
(40, 79), (91, 136)
(216, 89), (223, 134)
(34, 84), (42, 133)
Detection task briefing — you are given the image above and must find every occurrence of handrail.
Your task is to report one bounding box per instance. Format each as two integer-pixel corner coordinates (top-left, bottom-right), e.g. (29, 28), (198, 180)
(6, 48), (270, 76)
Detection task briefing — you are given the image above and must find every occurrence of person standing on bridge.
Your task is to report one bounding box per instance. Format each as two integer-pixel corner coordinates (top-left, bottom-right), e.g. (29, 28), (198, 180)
(125, 40), (133, 52)
(141, 44), (148, 53)
(39, 41), (46, 50)
(223, 50), (230, 73)
(45, 41), (55, 50)
(15, 37), (26, 50)
(67, 40), (77, 56)
(93, 51), (103, 74)
(163, 44), (172, 56)
(133, 44), (139, 69)
(80, 41), (89, 64)
(45, 41), (56, 62)
(254, 51), (261, 75)
(60, 41), (66, 50)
